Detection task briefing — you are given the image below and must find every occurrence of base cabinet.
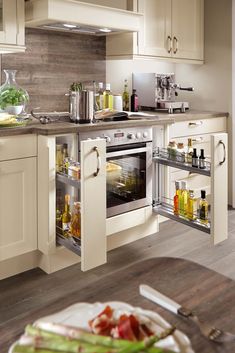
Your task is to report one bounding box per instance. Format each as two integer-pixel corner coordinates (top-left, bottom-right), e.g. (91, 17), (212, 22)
(0, 157), (37, 261)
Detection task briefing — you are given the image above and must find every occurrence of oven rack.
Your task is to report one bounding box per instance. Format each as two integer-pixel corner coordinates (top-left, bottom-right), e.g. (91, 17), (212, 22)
(153, 147), (211, 176)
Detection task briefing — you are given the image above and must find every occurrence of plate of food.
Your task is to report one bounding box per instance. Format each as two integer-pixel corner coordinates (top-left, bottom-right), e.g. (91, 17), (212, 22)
(0, 112), (29, 128)
(9, 302), (194, 353)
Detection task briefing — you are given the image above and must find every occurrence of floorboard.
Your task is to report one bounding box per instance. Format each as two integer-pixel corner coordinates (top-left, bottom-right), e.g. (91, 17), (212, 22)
(1, 209), (235, 334)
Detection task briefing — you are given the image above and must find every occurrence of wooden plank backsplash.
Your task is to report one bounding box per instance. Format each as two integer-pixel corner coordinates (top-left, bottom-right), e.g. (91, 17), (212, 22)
(1, 29), (106, 112)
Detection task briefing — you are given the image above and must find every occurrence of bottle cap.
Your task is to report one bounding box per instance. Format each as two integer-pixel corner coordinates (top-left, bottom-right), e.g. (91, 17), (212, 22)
(181, 181), (187, 190)
(189, 189), (194, 194)
(201, 190), (206, 199)
(175, 180), (181, 190)
(177, 142), (184, 149)
(106, 83), (111, 90)
(132, 89), (136, 93)
(193, 148), (197, 154)
(188, 138), (192, 146)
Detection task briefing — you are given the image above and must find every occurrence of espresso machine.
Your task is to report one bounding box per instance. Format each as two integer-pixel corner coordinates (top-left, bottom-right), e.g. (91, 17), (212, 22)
(132, 73), (194, 113)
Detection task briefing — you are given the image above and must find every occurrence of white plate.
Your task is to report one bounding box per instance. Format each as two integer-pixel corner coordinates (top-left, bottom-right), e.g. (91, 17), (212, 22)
(9, 301), (194, 353)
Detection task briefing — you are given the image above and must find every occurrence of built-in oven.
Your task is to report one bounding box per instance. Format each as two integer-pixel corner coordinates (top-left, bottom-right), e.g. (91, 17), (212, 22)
(79, 126), (153, 217)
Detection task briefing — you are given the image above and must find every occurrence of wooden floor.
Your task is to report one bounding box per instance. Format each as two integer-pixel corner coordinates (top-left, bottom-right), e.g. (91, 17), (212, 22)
(1, 209), (235, 338)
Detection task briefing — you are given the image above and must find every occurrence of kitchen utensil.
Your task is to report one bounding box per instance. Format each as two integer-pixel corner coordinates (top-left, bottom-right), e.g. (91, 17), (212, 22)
(9, 301), (194, 353)
(139, 284), (235, 343)
(67, 90), (94, 124)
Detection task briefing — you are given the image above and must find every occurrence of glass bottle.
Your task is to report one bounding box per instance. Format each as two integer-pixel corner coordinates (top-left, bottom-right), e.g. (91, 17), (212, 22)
(167, 141), (177, 161)
(122, 79), (129, 111)
(56, 145), (63, 172)
(192, 148), (199, 168)
(187, 190), (197, 220)
(131, 89), (138, 112)
(62, 194), (72, 233)
(0, 70), (29, 115)
(70, 202), (81, 238)
(186, 138), (193, 164)
(174, 181), (181, 215)
(179, 181), (188, 217)
(103, 83), (113, 109)
(199, 190), (209, 224)
(199, 149), (206, 169)
(97, 82), (104, 110)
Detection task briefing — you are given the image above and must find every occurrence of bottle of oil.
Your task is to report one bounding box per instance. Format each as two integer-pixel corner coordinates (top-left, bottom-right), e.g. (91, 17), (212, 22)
(187, 190), (197, 220)
(186, 138), (193, 164)
(122, 79), (129, 111)
(174, 181), (181, 215)
(70, 202), (81, 238)
(62, 194), (72, 233)
(199, 190), (209, 224)
(179, 181), (188, 217)
(103, 83), (113, 109)
(97, 82), (104, 110)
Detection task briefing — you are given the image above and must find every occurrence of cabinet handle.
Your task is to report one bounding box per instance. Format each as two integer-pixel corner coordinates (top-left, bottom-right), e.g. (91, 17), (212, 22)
(192, 137), (203, 142)
(188, 121), (203, 127)
(173, 36), (178, 54)
(93, 146), (101, 176)
(219, 140), (226, 165)
(167, 36), (172, 53)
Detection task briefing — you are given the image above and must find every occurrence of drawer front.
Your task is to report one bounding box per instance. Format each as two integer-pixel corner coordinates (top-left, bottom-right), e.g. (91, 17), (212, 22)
(169, 133), (211, 173)
(170, 117), (227, 138)
(170, 169), (211, 201)
(0, 135), (37, 161)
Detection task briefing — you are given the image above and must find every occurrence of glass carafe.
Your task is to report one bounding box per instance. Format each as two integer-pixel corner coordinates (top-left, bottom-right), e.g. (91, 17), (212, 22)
(0, 70), (29, 115)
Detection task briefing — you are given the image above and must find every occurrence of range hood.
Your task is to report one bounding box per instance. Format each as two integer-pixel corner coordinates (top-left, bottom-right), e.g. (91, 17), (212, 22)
(25, 0), (143, 35)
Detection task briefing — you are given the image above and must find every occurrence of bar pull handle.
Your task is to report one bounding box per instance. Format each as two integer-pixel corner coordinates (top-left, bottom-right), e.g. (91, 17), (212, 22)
(173, 36), (178, 54)
(93, 146), (101, 176)
(167, 36), (172, 53)
(219, 140), (226, 165)
(189, 121), (203, 127)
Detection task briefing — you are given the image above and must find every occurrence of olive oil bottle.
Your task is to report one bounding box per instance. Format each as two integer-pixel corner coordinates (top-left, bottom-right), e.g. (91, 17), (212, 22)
(199, 190), (209, 224)
(103, 83), (113, 109)
(122, 79), (129, 111)
(62, 194), (72, 233)
(187, 190), (197, 221)
(174, 181), (181, 215)
(179, 181), (188, 217)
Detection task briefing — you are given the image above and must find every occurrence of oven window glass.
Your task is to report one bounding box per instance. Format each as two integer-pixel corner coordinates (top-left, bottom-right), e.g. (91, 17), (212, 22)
(107, 151), (146, 209)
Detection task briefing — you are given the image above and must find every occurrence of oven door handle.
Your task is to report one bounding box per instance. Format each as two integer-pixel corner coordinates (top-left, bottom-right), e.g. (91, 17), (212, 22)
(107, 147), (149, 158)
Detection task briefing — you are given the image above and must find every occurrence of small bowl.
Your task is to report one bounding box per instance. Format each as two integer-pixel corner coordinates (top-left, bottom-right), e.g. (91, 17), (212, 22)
(5, 105), (23, 115)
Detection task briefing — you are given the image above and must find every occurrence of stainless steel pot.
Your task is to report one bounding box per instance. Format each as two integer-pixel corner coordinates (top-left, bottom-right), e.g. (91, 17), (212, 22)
(69, 90), (94, 124)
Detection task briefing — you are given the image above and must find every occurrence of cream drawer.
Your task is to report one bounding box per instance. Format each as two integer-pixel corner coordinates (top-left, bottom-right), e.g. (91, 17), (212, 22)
(0, 135), (37, 161)
(170, 169), (211, 201)
(170, 117), (227, 138)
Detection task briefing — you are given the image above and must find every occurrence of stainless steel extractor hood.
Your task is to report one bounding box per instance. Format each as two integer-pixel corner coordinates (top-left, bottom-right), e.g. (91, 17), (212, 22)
(25, 0), (143, 35)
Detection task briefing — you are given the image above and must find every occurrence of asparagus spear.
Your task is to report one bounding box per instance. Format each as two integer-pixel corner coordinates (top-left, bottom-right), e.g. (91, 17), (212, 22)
(13, 346), (68, 353)
(26, 325), (174, 353)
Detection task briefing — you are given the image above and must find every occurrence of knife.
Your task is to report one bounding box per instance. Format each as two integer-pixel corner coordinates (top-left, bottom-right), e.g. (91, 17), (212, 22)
(139, 284), (191, 317)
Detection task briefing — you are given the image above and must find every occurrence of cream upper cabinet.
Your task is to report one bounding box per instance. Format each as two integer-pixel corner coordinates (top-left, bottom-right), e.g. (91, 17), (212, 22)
(138, 0), (172, 57)
(172, 0), (204, 60)
(106, 0), (204, 62)
(0, 0), (25, 53)
(0, 157), (37, 261)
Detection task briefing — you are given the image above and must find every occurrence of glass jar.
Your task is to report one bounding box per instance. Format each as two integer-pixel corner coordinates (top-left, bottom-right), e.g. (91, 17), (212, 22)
(0, 70), (29, 115)
(167, 141), (177, 160)
(70, 202), (81, 238)
(177, 142), (185, 163)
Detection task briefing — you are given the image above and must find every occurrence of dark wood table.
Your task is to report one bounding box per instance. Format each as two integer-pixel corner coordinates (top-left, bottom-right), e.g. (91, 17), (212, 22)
(1, 257), (235, 353)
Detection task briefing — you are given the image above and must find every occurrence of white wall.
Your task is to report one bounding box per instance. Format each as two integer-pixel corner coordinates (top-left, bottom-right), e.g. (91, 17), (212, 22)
(106, 59), (175, 95)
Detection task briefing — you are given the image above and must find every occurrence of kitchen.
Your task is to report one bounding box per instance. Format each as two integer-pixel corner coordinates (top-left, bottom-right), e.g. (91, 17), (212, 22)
(0, 0), (234, 352)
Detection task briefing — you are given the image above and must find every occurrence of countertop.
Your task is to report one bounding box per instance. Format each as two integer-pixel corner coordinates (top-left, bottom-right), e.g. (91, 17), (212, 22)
(0, 110), (228, 137)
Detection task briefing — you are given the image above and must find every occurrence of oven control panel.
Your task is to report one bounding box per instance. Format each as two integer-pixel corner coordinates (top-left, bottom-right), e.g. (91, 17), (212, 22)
(79, 127), (152, 147)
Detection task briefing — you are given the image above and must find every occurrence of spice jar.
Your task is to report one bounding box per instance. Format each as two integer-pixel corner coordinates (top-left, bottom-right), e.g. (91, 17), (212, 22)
(177, 142), (185, 163)
(167, 141), (177, 160)
(70, 202), (81, 238)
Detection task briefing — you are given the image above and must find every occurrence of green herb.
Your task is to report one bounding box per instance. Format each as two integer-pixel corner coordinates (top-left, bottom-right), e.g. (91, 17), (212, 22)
(70, 82), (83, 92)
(0, 87), (29, 109)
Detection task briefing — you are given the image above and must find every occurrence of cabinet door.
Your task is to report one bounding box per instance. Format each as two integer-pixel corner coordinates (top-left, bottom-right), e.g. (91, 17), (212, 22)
(172, 0), (204, 60)
(0, 158), (37, 261)
(0, 0), (17, 44)
(138, 0), (172, 57)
